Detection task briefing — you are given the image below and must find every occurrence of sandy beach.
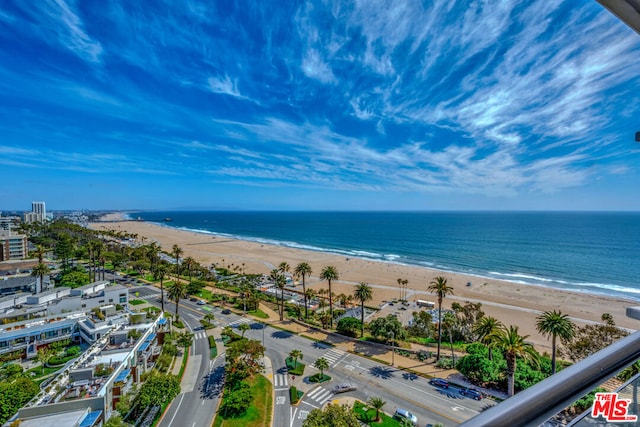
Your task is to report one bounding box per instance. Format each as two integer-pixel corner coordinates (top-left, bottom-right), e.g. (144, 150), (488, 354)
(91, 213), (639, 353)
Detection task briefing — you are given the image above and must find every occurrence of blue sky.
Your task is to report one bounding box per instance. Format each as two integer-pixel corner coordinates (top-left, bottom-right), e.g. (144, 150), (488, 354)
(1, 1), (640, 211)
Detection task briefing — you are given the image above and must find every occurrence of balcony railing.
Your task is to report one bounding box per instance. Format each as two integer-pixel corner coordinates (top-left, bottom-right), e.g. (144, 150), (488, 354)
(458, 330), (640, 427)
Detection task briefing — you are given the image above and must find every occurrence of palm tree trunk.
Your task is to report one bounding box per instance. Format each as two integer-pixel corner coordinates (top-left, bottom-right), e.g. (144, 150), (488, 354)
(160, 280), (165, 312)
(551, 334), (557, 374)
(436, 300), (442, 361)
(360, 302), (365, 338)
(302, 277), (308, 320)
(280, 287), (284, 321)
(507, 354), (516, 397)
(328, 280), (333, 329)
(175, 296), (179, 319)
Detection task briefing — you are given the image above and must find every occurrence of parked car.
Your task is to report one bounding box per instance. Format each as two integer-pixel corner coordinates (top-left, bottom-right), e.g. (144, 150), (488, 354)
(332, 383), (357, 394)
(460, 388), (483, 400)
(393, 409), (417, 426)
(197, 300), (206, 305)
(429, 378), (449, 388)
(221, 308), (231, 314)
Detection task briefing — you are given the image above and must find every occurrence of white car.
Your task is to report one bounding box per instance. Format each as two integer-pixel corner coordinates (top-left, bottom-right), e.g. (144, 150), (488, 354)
(393, 409), (418, 426)
(332, 383), (357, 394)
(197, 300), (206, 305)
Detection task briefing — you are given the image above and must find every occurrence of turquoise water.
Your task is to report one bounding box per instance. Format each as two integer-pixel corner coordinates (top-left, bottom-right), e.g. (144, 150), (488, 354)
(130, 211), (640, 301)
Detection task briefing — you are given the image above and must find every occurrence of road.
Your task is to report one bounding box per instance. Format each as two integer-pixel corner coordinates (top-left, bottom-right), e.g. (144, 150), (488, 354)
(129, 285), (224, 427)
(130, 284), (492, 427)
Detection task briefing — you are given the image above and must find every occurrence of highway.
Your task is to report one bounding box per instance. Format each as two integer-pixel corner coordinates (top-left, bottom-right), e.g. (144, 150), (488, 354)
(129, 284), (492, 427)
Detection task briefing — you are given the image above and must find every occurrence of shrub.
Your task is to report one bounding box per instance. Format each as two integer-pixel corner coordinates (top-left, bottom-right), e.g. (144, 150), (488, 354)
(290, 385), (300, 404)
(219, 382), (253, 418)
(336, 317), (362, 337)
(309, 373), (330, 383)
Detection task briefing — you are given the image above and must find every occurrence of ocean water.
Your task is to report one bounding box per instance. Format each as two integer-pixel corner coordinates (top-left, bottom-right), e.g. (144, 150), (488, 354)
(129, 211), (640, 301)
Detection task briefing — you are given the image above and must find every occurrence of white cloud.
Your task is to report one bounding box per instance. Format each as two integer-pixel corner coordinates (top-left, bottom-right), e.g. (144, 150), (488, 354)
(207, 75), (245, 98)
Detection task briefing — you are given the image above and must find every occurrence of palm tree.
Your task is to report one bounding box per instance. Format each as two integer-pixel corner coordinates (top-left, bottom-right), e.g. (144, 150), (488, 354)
(155, 263), (168, 312)
(304, 288), (315, 318)
(367, 396), (386, 422)
(172, 244), (183, 281)
(442, 311), (457, 361)
(270, 269), (286, 321)
(353, 283), (373, 338)
(31, 262), (50, 294)
(489, 325), (540, 397)
(289, 349), (303, 368)
(320, 266), (339, 328)
(204, 313), (215, 327)
(427, 276), (454, 361)
(314, 357), (329, 378)
(34, 244), (47, 264)
(238, 321), (250, 338)
(294, 262), (312, 319)
(536, 310), (575, 374)
(183, 256), (196, 286)
(473, 316), (503, 361)
(168, 280), (187, 319)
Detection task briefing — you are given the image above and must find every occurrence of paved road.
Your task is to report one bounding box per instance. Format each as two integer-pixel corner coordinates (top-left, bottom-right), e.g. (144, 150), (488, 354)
(128, 286), (224, 427)
(130, 285), (492, 427)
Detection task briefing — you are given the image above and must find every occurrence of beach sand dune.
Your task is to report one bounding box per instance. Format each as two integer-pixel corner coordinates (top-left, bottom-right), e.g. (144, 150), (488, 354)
(92, 213), (638, 352)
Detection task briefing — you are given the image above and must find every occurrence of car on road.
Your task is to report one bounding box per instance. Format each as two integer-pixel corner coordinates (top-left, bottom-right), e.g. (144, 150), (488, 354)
(221, 308), (231, 314)
(332, 383), (357, 394)
(429, 378), (449, 388)
(197, 300), (206, 305)
(460, 388), (483, 400)
(393, 408), (417, 426)
(190, 297), (198, 302)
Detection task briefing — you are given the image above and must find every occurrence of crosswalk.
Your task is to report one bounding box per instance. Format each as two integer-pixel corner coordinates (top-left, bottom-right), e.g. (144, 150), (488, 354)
(193, 331), (207, 340)
(274, 374), (288, 388)
(320, 349), (346, 366)
(305, 386), (334, 406)
(226, 318), (252, 328)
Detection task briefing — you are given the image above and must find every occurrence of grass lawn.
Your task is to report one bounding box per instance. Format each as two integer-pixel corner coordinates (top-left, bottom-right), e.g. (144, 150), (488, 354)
(353, 400), (400, 426)
(197, 289), (214, 300)
(212, 374), (272, 427)
(247, 308), (268, 319)
(26, 365), (62, 379)
(129, 299), (146, 305)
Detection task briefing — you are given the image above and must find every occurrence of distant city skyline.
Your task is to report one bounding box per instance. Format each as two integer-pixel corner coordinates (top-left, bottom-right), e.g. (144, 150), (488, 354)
(1, 1), (640, 211)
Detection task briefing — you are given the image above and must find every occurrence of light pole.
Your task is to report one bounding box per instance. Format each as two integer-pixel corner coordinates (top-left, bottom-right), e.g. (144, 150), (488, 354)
(390, 331), (395, 366)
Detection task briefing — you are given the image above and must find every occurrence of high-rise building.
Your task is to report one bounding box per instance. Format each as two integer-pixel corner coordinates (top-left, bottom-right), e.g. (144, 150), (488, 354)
(24, 201), (47, 223)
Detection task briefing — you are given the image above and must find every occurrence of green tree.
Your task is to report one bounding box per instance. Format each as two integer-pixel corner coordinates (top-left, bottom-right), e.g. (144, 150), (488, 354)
(183, 256), (196, 286)
(238, 322), (250, 339)
(442, 311), (457, 361)
(314, 357), (329, 377)
(407, 310), (434, 338)
(427, 276), (454, 361)
(368, 396), (386, 422)
(473, 316), (503, 361)
(368, 314), (407, 343)
(133, 372), (180, 408)
(303, 403), (359, 427)
(289, 349), (303, 368)
(560, 313), (628, 362)
(320, 266), (339, 329)
(31, 262), (50, 294)
(336, 317), (362, 338)
(59, 269), (90, 288)
(36, 346), (54, 374)
(535, 310), (575, 374)
(0, 378), (40, 426)
(204, 313), (215, 327)
(176, 331), (193, 352)
(294, 262), (312, 319)
(489, 325), (540, 397)
(104, 414), (128, 427)
(172, 244), (183, 280)
(220, 382), (253, 418)
(154, 263), (168, 312)
(167, 281), (187, 319)
(270, 269), (286, 321)
(353, 282), (373, 338)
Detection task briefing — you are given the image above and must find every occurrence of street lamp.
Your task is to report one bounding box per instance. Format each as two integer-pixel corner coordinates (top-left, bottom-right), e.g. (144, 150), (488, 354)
(390, 331), (395, 366)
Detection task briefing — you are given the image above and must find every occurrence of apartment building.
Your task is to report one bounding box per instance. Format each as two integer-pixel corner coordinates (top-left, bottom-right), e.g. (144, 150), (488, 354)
(0, 230), (28, 261)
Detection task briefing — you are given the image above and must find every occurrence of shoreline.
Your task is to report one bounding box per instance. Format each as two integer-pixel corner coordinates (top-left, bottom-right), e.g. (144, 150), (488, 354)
(90, 212), (639, 351)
